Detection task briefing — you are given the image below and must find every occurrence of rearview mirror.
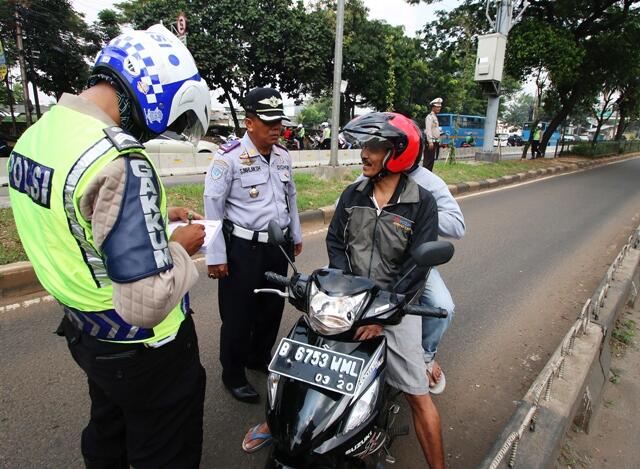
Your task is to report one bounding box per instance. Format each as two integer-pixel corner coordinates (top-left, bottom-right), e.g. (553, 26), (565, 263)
(267, 220), (287, 247)
(412, 241), (454, 267)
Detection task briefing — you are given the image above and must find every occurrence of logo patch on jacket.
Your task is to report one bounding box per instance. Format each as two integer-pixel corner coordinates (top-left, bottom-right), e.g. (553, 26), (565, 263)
(392, 215), (413, 234)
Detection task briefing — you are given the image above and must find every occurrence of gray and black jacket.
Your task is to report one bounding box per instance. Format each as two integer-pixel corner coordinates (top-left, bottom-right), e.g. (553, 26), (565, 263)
(326, 175), (439, 301)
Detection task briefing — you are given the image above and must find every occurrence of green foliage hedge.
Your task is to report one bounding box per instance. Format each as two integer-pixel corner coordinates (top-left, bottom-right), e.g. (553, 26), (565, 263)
(570, 141), (640, 157)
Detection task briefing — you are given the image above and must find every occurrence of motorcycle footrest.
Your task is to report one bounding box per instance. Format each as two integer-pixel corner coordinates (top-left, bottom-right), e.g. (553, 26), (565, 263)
(389, 425), (410, 438)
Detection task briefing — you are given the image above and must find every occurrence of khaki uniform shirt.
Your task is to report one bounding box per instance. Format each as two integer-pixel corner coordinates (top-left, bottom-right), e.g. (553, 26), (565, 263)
(425, 112), (441, 143)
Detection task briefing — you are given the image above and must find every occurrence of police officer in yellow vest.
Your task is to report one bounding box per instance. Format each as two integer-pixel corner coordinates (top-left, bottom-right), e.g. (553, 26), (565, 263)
(8, 25), (210, 468)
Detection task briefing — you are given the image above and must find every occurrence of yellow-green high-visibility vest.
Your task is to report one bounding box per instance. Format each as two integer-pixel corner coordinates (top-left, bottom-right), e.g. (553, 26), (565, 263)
(8, 103), (187, 343)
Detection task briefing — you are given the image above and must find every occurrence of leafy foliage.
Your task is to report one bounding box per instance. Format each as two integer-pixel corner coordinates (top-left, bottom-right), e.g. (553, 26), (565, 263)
(0, 1), (99, 100)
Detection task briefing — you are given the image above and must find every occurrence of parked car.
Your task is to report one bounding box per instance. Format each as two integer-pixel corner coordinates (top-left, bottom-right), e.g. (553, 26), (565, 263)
(577, 135), (590, 142)
(144, 131), (218, 158)
(493, 133), (509, 147)
(507, 134), (523, 146)
(560, 135), (576, 144)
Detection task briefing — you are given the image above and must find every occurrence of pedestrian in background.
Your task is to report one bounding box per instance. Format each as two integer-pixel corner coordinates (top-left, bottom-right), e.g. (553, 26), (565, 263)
(8, 25), (210, 468)
(424, 97), (443, 171)
(531, 123), (542, 159)
(204, 87), (303, 403)
(321, 121), (331, 149)
(296, 123), (305, 150)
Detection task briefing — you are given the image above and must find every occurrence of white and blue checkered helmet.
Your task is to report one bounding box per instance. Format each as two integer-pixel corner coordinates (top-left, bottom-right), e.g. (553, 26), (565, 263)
(93, 24), (210, 143)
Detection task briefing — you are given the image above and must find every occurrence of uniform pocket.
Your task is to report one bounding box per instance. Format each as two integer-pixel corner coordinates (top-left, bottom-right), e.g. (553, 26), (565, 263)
(239, 170), (268, 188)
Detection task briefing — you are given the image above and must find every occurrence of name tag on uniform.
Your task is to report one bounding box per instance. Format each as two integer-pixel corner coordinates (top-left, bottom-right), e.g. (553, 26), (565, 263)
(8, 152), (54, 208)
(239, 165), (262, 175)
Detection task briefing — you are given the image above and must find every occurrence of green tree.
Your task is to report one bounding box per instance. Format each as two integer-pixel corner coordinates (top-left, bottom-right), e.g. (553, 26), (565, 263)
(0, 1), (99, 101)
(502, 93), (534, 128)
(298, 97), (331, 127)
(0, 80), (24, 106)
(119, 0), (333, 134)
(506, 0), (640, 154)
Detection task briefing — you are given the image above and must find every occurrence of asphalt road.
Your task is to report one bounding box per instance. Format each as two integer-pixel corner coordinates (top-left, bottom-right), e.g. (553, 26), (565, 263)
(1, 157), (639, 468)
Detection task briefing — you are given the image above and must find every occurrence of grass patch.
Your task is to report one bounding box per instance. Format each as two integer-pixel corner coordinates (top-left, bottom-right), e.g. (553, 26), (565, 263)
(433, 158), (557, 184)
(612, 318), (636, 346)
(293, 170), (360, 211)
(166, 184), (205, 215)
(0, 208), (25, 265)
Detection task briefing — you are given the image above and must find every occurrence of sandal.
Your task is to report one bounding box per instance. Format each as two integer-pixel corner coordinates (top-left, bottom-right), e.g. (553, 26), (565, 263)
(426, 361), (446, 395)
(241, 424), (272, 454)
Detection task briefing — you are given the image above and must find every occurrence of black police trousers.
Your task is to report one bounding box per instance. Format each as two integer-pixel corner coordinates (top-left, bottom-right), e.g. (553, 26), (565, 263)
(59, 314), (206, 469)
(423, 142), (440, 172)
(218, 236), (289, 387)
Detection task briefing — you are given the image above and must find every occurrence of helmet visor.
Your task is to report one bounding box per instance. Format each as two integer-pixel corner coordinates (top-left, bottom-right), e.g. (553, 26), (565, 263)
(168, 110), (205, 147)
(343, 132), (391, 150)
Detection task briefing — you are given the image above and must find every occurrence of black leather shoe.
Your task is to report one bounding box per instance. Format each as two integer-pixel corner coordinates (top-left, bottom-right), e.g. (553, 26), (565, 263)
(246, 362), (269, 374)
(225, 382), (260, 403)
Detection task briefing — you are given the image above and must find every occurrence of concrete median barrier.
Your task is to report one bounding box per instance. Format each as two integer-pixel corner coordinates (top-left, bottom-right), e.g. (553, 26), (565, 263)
(480, 226), (640, 469)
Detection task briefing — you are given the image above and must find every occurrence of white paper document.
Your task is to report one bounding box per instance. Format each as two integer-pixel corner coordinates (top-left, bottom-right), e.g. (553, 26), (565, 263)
(167, 219), (222, 253)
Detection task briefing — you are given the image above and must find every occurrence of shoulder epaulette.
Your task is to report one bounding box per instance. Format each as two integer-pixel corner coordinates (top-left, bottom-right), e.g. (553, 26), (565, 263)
(103, 126), (144, 151)
(274, 142), (289, 152)
(219, 140), (241, 154)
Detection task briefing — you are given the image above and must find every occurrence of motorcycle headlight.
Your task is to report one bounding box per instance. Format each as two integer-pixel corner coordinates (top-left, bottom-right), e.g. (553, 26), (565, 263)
(308, 283), (367, 335)
(267, 372), (280, 409)
(342, 379), (380, 434)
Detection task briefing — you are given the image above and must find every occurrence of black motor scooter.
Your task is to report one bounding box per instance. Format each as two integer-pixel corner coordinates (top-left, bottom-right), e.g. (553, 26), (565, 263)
(254, 222), (454, 468)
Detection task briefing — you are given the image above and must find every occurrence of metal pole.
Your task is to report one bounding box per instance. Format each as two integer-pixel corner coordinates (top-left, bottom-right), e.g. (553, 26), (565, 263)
(15, 3), (32, 127)
(481, 0), (512, 152)
(329, 0), (345, 167)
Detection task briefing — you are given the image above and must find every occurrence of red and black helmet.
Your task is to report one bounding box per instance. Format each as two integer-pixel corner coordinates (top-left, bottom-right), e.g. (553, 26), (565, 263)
(343, 112), (424, 174)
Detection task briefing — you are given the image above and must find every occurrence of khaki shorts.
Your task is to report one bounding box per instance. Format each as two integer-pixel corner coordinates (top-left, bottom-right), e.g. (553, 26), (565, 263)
(382, 314), (429, 395)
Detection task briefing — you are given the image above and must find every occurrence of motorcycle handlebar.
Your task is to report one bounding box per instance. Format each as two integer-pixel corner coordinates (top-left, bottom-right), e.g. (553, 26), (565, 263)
(404, 304), (448, 318)
(264, 271), (290, 288)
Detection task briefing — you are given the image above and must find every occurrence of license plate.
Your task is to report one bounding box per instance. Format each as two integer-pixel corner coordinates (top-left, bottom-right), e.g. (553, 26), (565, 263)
(269, 338), (364, 396)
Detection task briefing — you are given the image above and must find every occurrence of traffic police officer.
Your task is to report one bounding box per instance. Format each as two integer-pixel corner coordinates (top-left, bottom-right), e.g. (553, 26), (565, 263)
(424, 97), (443, 171)
(8, 25), (210, 468)
(204, 87), (303, 403)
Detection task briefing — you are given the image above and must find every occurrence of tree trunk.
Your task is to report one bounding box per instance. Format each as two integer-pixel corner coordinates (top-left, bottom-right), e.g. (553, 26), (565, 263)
(4, 73), (18, 136)
(615, 106), (627, 140)
(539, 92), (580, 155)
(31, 79), (41, 119)
(591, 117), (604, 146)
(223, 86), (240, 135)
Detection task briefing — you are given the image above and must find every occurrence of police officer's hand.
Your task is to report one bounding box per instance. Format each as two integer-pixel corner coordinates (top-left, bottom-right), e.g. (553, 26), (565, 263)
(208, 264), (229, 279)
(168, 206), (204, 222)
(170, 224), (205, 256)
(355, 325), (383, 340)
(428, 142), (434, 150)
(294, 243), (303, 257)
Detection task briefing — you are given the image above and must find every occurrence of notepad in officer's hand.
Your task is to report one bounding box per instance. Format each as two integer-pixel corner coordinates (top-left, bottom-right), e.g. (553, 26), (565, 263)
(167, 219), (222, 253)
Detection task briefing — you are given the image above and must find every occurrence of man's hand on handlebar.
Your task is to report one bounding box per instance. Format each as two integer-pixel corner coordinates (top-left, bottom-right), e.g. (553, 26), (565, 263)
(355, 325), (384, 340)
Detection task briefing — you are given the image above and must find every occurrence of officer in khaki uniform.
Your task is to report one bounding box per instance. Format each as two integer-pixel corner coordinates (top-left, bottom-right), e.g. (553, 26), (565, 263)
(204, 87), (303, 403)
(424, 97), (443, 171)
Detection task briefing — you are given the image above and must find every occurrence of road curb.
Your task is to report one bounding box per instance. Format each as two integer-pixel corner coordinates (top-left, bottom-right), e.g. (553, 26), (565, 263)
(479, 225), (640, 469)
(0, 153), (637, 303)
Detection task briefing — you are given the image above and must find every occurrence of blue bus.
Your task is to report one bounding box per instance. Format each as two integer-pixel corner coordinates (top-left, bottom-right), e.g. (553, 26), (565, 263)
(436, 113), (486, 148)
(521, 122), (561, 146)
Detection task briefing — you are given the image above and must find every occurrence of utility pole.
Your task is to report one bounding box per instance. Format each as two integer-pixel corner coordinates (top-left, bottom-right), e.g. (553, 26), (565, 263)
(15, 3), (32, 127)
(478, 0), (529, 154)
(329, 0), (345, 167)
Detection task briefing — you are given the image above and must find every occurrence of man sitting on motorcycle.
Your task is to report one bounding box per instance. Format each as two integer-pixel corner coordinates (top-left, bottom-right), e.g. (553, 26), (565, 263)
(325, 112), (445, 468)
(242, 112), (444, 468)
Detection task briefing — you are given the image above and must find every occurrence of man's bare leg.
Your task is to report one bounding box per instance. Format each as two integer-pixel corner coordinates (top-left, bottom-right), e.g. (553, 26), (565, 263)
(405, 393), (445, 469)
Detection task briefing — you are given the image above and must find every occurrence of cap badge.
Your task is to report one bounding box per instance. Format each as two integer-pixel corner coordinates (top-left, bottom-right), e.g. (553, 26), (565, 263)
(259, 96), (283, 108)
